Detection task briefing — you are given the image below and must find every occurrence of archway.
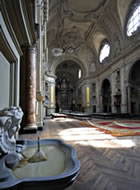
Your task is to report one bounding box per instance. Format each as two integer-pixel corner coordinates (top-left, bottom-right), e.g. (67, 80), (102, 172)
(55, 60), (82, 112)
(102, 79), (111, 113)
(128, 61), (140, 114)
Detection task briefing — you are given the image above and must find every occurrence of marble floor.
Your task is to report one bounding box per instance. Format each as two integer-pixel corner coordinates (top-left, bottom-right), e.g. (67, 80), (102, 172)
(19, 118), (140, 190)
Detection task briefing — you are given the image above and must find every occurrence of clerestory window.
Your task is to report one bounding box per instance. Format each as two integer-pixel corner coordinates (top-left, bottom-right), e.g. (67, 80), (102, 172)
(127, 3), (140, 36)
(78, 69), (81, 79)
(99, 41), (110, 63)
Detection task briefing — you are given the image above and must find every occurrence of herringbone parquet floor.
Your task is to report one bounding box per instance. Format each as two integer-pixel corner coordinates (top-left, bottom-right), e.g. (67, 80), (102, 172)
(20, 118), (140, 190)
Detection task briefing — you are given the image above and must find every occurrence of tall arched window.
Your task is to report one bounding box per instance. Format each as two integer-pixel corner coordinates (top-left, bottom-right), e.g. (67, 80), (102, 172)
(99, 40), (110, 63)
(127, 3), (140, 36)
(78, 69), (81, 79)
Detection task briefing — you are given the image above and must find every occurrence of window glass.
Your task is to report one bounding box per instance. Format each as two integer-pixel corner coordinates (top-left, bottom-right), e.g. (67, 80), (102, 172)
(127, 5), (140, 36)
(78, 69), (81, 79)
(99, 42), (110, 63)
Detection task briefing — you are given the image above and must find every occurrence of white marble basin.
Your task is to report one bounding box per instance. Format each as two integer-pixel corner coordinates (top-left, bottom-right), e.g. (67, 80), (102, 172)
(0, 139), (80, 190)
(13, 144), (65, 178)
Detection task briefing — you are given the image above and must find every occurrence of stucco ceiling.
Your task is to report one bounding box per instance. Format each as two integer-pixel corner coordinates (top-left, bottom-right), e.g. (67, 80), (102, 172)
(48, 0), (108, 55)
(47, 0), (133, 70)
(67, 0), (105, 13)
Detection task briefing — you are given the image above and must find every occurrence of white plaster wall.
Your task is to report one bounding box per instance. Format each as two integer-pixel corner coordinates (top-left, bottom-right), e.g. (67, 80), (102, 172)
(0, 52), (10, 109)
(0, 11), (20, 107)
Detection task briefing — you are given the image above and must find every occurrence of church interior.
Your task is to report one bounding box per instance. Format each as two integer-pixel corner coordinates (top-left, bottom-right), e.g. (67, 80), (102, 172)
(1, 0), (140, 189)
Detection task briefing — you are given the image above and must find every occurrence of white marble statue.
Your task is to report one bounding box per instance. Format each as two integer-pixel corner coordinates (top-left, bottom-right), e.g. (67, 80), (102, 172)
(0, 106), (23, 155)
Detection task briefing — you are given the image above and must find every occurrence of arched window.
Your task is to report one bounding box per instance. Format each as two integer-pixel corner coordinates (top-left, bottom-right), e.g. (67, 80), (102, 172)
(78, 69), (81, 79)
(127, 3), (140, 36)
(99, 41), (110, 63)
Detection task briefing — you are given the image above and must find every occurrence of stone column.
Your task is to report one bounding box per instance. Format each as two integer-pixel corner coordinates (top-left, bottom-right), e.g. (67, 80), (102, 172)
(36, 94), (44, 129)
(35, 15), (43, 129)
(100, 93), (103, 112)
(127, 86), (131, 113)
(112, 96), (117, 113)
(120, 67), (127, 113)
(46, 74), (56, 115)
(111, 72), (117, 113)
(21, 46), (37, 131)
(47, 84), (56, 115)
(96, 80), (100, 113)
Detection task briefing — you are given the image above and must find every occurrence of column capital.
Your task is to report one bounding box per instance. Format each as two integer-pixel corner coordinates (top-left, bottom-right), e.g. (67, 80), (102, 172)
(21, 45), (37, 53)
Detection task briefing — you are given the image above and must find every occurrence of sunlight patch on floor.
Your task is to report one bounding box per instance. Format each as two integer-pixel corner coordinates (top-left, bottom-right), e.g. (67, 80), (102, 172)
(52, 118), (77, 122)
(59, 127), (137, 148)
(59, 127), (115, 141)
(86, 139), (136, 148)
(111, 139), (136, 147)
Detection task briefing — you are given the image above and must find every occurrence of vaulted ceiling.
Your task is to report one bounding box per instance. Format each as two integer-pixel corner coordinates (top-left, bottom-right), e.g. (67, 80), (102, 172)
(48, 0), (108, 51)
(47, 0), (133, 77)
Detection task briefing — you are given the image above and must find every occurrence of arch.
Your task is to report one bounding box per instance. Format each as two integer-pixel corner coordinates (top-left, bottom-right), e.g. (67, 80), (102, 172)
(128, 60), (140, 114)
(101, 79), (112, 113)
(54, 58), (85, 112)
(50, 56), (86, 77)
(129, 61), (140, 86)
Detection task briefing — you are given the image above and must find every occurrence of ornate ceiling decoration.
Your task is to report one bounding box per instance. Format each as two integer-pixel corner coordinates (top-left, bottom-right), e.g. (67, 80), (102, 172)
(48, 0), (108, 54)
(47, 0), (116, 76)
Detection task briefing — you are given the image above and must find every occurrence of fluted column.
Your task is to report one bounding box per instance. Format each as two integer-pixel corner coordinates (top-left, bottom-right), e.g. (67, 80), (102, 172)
(20, 46), (37, 131)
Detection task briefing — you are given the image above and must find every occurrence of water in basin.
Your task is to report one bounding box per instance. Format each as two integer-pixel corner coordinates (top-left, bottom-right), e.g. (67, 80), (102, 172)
(13, 144), (66, 178)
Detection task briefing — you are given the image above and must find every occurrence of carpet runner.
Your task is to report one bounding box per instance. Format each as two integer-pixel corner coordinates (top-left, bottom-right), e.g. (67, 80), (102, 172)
(79, 120), (140, 137)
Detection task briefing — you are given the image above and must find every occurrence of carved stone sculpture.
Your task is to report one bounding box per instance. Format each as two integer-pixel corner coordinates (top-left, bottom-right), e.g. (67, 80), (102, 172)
(0, 106), (23, 155)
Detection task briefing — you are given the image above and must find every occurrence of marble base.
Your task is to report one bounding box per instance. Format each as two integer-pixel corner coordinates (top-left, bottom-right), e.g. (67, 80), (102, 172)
(36, 121), (43, 131)
(121, 104), (128, 113)
(21, 124), (38, 134)
(84, 106), (92, 113)
(47, 107), (56, 115)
